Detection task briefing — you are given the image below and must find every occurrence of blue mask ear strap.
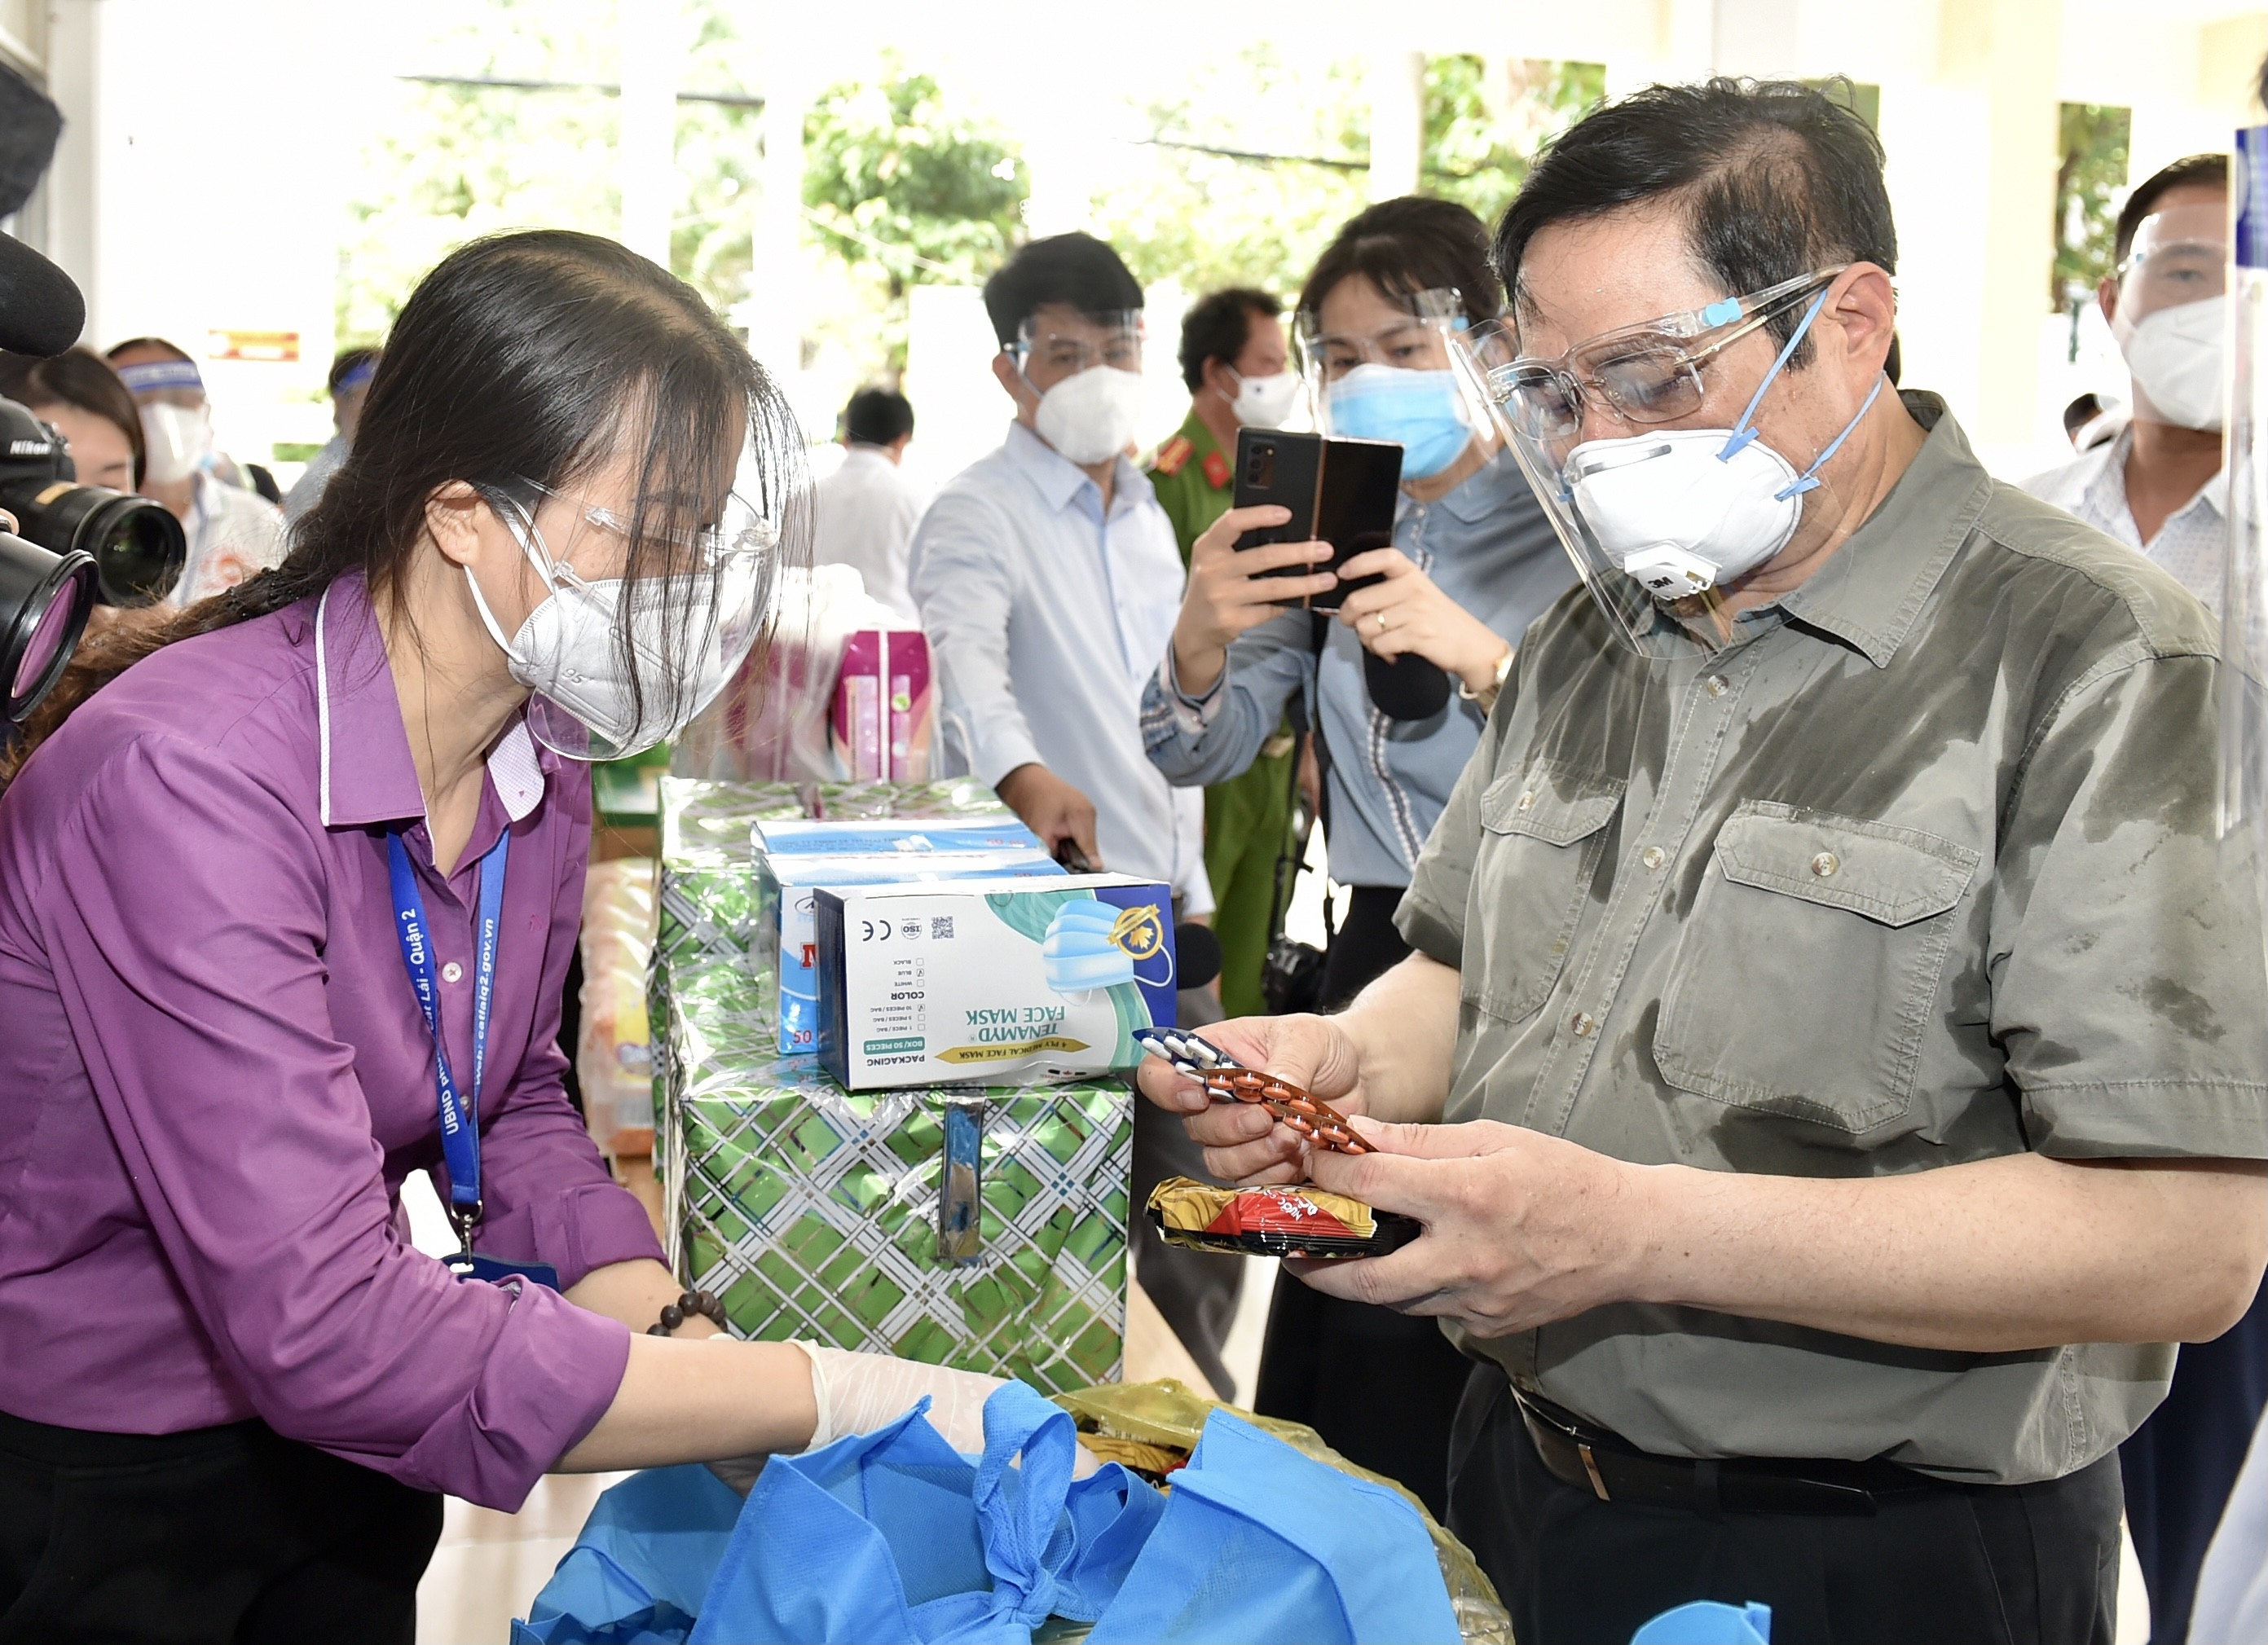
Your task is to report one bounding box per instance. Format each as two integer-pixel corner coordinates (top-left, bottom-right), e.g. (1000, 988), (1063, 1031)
(1773, 373), (1888, 500)
(1718, 288), (1832, 461)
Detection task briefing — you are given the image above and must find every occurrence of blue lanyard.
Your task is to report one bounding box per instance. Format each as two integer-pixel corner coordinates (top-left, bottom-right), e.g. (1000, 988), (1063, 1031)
(386, 826), (509, 1254)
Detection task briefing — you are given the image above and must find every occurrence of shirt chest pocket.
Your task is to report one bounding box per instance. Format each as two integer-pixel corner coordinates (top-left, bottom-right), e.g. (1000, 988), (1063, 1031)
(1466, 765), (1626, 1023)
(1654, 802), (1980, 1133)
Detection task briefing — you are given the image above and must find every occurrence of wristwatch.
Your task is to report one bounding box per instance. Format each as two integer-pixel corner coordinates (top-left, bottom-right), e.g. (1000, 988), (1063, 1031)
(1459, 645), (1515, 716)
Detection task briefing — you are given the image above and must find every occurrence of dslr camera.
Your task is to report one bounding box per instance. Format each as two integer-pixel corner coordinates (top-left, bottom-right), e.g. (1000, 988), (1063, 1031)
(0, 394), (187, 724)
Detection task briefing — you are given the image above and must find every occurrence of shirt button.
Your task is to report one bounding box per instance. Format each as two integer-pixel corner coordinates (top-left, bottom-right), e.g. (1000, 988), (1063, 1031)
(1810, 851), (1839, 878)
(1517, 791), (1535, 812)
(1570, 1011), (1598, 1038)
(1704, 674), (1729, 697)
(1640, 846), (1667, 871)
(441, 961), (465, 983)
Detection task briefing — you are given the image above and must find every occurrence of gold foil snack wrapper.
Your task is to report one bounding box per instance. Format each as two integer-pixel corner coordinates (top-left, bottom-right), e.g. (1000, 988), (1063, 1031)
(1145, 1176), (1420, 1260)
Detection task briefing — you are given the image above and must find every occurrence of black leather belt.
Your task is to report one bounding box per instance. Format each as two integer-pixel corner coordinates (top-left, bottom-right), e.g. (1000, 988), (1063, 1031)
(1514, 1388), (1941, 1517)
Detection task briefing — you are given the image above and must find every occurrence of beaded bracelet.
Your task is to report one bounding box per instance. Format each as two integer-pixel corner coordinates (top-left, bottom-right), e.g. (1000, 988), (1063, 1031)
(646, 1288), (729, 1336)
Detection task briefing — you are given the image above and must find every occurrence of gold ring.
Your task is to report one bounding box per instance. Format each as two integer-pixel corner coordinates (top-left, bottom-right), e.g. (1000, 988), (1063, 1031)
(1374, 611), (1389, 632)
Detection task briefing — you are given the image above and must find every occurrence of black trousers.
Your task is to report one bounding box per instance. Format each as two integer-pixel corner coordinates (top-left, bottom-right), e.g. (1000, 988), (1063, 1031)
(0, 1409), (442, 1645)
(2122, 1276), (2268, 1644)
(1253, 884), (1473, 1516)
(1447, 1366), (2122, 1645)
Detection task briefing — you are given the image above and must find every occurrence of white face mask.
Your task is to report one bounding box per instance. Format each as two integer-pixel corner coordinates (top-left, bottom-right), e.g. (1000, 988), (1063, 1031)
(465, 504), (732, 761)
(1562, 289), (1885, 599)
(139, 402), (212, 486)
(1033, 364), (1147, 465)
(2121, 295), (2226, 432)
(1227, 368), (1301, 429)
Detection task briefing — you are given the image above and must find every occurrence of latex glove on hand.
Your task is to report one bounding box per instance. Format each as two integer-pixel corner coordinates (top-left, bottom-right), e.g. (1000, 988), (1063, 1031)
(710, 1343), (1101, 1493)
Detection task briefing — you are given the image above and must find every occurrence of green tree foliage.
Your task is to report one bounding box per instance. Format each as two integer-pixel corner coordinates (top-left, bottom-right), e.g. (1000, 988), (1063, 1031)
(2054, 102), (2131, 309)
(799, 70), (1027, 374)
(1420, 56), (1605, 228)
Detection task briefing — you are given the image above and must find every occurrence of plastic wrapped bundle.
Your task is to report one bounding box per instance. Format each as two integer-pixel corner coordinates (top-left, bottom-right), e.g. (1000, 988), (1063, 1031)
(576, 859), (659, 1157)
(663, 1048), (1131, 1396)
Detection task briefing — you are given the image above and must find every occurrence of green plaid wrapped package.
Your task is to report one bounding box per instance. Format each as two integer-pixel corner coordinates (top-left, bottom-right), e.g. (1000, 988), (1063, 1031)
(652, 776), (1127, 1393)
(809, 778), (1012, 821)
(662, 1053), (1130, 1393)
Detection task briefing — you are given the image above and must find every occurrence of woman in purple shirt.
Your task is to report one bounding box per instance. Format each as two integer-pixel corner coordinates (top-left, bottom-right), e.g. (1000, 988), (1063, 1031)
(0, 231), (1002, 1643)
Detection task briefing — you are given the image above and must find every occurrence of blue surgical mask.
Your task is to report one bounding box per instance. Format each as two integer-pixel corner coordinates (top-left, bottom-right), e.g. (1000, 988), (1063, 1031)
(1325, 363), (1473, 478)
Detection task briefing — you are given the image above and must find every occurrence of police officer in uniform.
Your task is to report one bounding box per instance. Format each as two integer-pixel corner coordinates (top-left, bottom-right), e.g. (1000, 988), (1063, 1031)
(1147, 288), (1303, 1019)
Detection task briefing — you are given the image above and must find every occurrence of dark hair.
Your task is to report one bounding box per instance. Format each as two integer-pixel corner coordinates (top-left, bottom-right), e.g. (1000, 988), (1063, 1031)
(103, 336), (194, 367)
(328, 345), (383, 396)
(2114, 154), (2229, 264)
(981, 232), (1143, 349)
(2063, 391), (2109, 439)
(842, 386), (914, 446)
(1297, 197), (1501, 330)
(0, 345), (148, 486)
(1178, 288), (1280, 392)
(1495, 78), (1896, 366)
(13, 230), (808, 766)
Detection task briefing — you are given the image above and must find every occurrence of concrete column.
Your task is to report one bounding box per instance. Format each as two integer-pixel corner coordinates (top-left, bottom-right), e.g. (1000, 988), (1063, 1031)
(1367, 51), (1425, 202)
(616, 0), (681, 268)
(1887, 0), (2061, 464)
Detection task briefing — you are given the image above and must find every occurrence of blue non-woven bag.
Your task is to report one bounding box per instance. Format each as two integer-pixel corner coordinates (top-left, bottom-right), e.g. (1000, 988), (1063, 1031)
(1088, 1409), (1462, 1645)
(692, 1380), (1163, 1643)
(521, 1383), (1466, 1644)
(512, 1464), (744, 1644)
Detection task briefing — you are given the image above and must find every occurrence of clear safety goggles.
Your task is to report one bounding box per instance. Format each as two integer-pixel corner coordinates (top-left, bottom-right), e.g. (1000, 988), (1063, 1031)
(2114, 203), (2229, 321)
(1013, 310), (1145, 378)
(1296, 288), (1504, 450)
(1486, 268), (1847, 443)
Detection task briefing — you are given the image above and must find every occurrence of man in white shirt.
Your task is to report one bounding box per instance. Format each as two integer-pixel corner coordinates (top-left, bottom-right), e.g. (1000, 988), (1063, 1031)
(2027, 155), (2228, 614)
(909, 231), (1240, 1396)
(815, 388), (926, 622)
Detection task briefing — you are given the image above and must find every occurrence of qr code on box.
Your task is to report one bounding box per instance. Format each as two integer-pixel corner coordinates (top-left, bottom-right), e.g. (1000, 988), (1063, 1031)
(931, 917), (955, 940)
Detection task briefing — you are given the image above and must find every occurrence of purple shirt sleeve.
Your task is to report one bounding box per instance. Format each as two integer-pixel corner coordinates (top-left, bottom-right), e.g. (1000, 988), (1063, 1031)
(37, 734), (630, 1509)
(443, 763), (667, 1290)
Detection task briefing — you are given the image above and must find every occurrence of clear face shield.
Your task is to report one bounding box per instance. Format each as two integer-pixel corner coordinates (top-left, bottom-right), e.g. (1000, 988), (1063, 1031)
(1476, 266), (1881, 658)
(2112, 202), (2231, 432)
(1012, 309), (1147, 466)
(1297, 288), (1503, 480)
(472, 441), (782, 763)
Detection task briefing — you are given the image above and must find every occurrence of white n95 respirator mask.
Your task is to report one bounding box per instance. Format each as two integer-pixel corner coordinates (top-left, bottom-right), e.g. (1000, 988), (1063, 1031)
(1561, 289), (1883, 600)
(1034, 365), (1147, 465)
(464, 487), (772, 761)
(2120, 296), (2227, 432)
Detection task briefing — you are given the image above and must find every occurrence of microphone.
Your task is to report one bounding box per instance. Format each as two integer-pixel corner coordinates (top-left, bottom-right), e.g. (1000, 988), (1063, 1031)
(0, 235), (84, 358)
(1173, 921), (1222, 992)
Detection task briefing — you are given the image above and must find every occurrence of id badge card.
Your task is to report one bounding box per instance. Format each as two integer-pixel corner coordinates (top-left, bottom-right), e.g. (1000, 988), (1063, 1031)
(448, 1251), (562, 1291)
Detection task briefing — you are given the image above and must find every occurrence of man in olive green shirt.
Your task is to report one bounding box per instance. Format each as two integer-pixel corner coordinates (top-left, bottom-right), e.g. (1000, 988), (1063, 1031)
(1148, 288), (1301, 1017)
(1139, 82), (2268, 1645)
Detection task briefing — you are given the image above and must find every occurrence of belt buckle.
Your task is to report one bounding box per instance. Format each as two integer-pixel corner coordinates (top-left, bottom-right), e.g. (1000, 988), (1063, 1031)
(1576, 1440), (1611, 1502)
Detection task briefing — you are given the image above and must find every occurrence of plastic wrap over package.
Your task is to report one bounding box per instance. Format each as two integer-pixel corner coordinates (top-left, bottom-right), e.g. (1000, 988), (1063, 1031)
(650, 778), (1127, 1397)
(577, 859), (660, 1156)
(661, 1050), (1130, 1396)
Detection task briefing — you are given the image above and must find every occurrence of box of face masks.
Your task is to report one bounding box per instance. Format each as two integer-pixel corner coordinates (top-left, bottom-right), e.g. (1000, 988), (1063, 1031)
(764, 849), (1065, 1054)
(751, 816), (1060, 1056)
(813, 873), (1178, 1090)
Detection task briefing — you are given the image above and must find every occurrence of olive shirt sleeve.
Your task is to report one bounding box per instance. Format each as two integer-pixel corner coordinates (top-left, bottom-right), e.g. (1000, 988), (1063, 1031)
(39, 735), (631, 1511)
(1989, 647), (2268, 1156)
(455, 763), (666, 1287)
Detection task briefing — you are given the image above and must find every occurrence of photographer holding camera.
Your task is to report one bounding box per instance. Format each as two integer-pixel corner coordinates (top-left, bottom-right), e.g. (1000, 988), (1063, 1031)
(1140, 196), (1568, 1515)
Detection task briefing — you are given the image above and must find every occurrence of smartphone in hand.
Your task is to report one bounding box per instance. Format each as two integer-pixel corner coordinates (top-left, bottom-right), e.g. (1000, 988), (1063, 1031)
(1231, 428), (1401, 610)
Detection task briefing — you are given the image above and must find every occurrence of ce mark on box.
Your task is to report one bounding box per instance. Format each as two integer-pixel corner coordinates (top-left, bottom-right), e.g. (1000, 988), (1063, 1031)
(855, 917), (949, 943)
